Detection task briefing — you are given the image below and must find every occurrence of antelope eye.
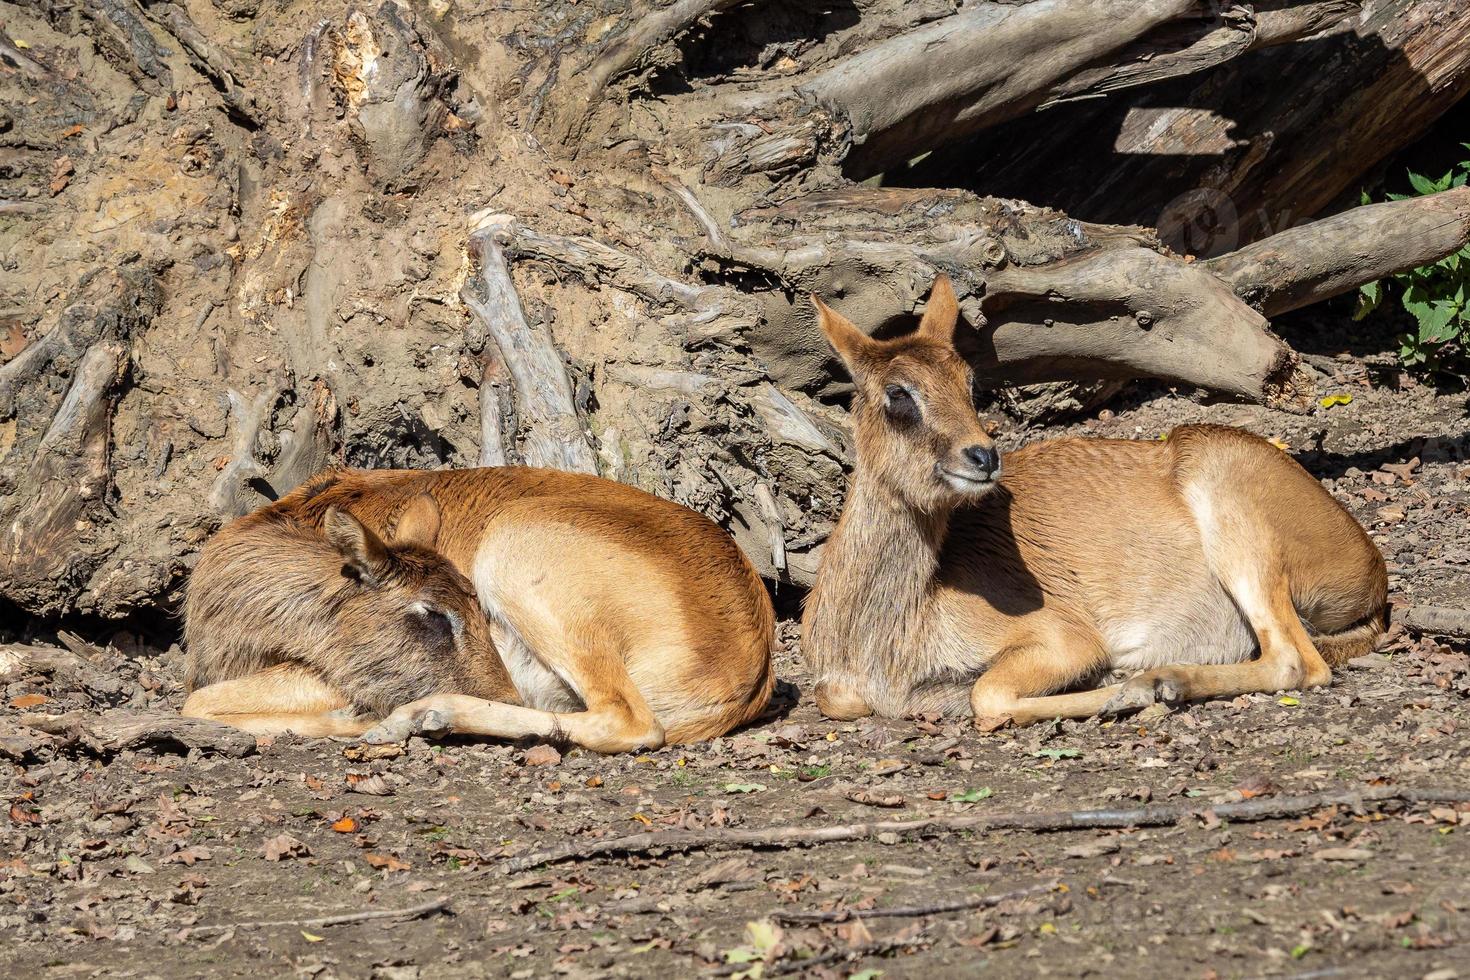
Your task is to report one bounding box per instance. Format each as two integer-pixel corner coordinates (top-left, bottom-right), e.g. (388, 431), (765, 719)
(411, 605), (457, 644)
(883, 384), (920, 423)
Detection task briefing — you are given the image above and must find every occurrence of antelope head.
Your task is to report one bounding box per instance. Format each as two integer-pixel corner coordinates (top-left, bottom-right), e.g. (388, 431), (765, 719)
(814, 275), (999, 513)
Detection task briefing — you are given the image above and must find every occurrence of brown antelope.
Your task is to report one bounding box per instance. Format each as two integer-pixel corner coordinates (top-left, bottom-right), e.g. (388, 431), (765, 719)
(801, 275), (1387, 726)
(182, 468), (775, 752)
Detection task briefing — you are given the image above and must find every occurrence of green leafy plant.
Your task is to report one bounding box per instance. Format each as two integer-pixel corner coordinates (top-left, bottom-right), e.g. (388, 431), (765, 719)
(1357, 153), (1470, 373)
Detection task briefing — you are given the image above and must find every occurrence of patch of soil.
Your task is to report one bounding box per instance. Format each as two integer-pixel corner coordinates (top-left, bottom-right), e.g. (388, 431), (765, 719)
(3, 369), (1469, 978)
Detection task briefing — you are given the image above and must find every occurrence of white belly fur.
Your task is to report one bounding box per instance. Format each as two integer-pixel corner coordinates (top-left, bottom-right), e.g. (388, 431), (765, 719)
(473, 548), (584, 714)
(1103, 591), (1256, 672)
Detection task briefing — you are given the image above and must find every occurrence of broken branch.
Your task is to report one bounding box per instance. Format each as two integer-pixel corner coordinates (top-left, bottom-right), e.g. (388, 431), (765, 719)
(772, 880), (1059, 924)
(982, 246), (1311, 408)
(502, 785), (1470, 872)
(463, 217), (598, 473)
(1396, 604), (1470, 639)
(1204, 186), (1470, 317)
(179, 896), (451, 939)
(21, 709), (258, 758)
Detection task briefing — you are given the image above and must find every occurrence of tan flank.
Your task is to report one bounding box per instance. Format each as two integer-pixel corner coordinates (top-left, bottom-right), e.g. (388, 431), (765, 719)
(802, 275), (1388, 726)
(182, 468), (775, 752)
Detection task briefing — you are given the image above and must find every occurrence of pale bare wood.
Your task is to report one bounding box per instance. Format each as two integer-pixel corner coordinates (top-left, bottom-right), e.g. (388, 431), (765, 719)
(462, 217), (598, 474)
(179, 896), (451, 939)
(503, 786), (1470, 872)
(21, 709), (258, 758)
(1205, 187), (1470, 316)
(1397, 605), (1470, 639)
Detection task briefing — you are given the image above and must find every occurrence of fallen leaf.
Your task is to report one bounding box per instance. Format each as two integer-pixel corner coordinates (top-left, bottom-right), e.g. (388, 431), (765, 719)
(844, 788), (904, 808)
(9, 802), (40, 826)
(9, 694), (47, 709)
(723, 783), (766, 794)
(1064, 839), (1120, 859)
(345, 773), (392, 796)
(1235, 775), (1280, 799)
(163, 845), (211, 865)
(951, 788), (993, 803)
(331, 816), (358, 833)
(262, 834), (308, 861)
(301, 930), (325, 943)
(123, 855), (154, 875)
(1278, 696), (1300, 707)
(363, 852), (412, 872)
(1318, 393), (1353, 408)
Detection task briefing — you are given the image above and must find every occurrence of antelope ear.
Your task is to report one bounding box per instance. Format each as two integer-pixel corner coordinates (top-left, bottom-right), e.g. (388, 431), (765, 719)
(324, 507), (391, 585)
(812, 294), (877, 375)
(916, 274), (959, 343)
(392, 493), (441, 551)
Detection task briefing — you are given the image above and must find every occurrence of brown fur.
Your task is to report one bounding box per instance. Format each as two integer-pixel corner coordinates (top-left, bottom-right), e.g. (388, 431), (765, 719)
(183, 468), (775, 751)
(801, 275), (1387, 726)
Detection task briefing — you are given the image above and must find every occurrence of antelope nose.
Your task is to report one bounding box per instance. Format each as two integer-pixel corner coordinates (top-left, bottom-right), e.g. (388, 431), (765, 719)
(963, 444), (1000, 478)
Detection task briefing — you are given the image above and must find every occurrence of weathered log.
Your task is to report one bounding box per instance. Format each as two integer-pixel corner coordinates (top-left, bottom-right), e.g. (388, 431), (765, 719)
(935, 0), (1470, 255)
(4, 0), (1469, 619)
(798, 0), (1197, 177)
(1042, 2), (1358, 109)
(982, 247), (1308, 407)
(21, 709), (257, 758)
(0, 270), (161, 616)
(1204, 186), (1470, 317)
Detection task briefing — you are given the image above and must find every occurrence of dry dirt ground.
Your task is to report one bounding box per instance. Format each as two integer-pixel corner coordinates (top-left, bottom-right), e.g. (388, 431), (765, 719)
(4, 345), (1470, 979)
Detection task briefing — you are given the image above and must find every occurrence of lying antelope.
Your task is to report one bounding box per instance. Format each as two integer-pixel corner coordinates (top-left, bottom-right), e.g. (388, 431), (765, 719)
(183, 468), (775, 752)
(802, 275), (1387, 726)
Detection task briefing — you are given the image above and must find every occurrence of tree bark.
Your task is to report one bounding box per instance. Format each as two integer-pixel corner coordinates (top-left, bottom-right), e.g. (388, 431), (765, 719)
(1, 0), (1467, 615)
(918, 0), (1470, 256)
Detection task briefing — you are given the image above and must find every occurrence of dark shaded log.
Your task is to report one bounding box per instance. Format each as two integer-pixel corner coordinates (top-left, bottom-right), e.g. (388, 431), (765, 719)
(920, 0), (1470, 255)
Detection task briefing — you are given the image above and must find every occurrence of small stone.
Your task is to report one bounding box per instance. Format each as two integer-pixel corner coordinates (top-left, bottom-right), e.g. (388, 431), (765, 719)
(523, 744), (562, 767)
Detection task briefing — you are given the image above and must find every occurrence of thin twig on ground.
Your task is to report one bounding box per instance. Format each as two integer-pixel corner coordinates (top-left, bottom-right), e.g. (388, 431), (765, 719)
(502, 786), (1470, 873)
(772, 880), (1058, 924)
(179, 896), (451, 939)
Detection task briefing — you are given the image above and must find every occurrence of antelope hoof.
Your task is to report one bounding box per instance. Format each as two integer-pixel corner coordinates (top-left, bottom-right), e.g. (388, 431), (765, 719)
(1102, 673), (1187, 717)
(361, 704), (454, 744)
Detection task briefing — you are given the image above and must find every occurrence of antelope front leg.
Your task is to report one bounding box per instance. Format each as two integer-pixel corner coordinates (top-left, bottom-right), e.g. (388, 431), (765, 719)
(361, 693), (665, 754)
(969, 635), (1111, 728)
(360, 694), (552, 744)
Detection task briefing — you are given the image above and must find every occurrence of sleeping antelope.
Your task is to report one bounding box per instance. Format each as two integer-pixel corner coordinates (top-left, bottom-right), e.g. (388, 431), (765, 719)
(182, 468), (775, 752)
(802, 275), (1388, 726)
